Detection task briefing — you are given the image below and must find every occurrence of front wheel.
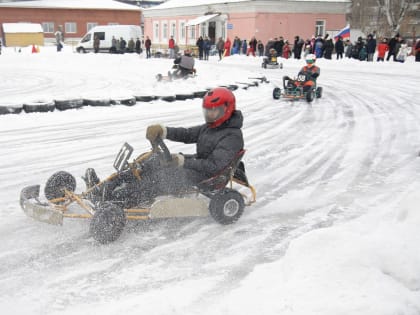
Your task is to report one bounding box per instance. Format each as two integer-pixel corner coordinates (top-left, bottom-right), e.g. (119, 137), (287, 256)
(273, 87), (281, 100)
(44, 171), (76, 200)
(90, 202), (126, 244)
(306, 89), (315, 102)
(209, 189), (245, 225)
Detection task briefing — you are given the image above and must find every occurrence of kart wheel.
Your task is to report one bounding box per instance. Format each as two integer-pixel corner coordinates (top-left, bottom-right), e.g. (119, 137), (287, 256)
(44, 171), (76, 200)
(90, 202), (126, 244)
(273, 87), (281, 100)
(316, 87), (323, 98)
(306, 90), (315, 102)
(209, 189), (245, 225)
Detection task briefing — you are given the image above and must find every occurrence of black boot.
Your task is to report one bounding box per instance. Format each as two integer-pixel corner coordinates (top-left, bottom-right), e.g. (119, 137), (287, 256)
(82, 168), (100, 189)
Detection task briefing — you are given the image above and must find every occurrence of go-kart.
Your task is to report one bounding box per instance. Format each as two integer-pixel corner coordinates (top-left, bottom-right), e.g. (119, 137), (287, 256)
(156, 65), (197, 82)
(20, 139), (256, 244)
(262, 55), (283, 69)
(272, 75), (322, 102)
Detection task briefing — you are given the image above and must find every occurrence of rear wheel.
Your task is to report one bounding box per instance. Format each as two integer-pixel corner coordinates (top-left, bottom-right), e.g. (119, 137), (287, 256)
(316, 87), (323, 98)
(44, 171), (76, 200)
(209, 189), (245, 225)
(273, 87), (281, 99)
(90, 202), (126, 244)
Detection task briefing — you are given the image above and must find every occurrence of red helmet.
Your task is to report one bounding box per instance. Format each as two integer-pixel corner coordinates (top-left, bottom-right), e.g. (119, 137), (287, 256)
(202, 87), (236, 128)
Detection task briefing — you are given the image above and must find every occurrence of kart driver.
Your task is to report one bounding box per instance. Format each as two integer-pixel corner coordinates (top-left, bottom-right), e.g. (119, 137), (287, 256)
(171, 49), (196, 79)
(296, 53), (320, 91)
(144, 87), (244, 200)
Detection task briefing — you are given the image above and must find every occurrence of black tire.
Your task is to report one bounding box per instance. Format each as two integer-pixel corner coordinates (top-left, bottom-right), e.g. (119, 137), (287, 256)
(209, 189), (245, 225)
(90, 202), (126, 244)
(44, 171), (76, 200)
(306, 89), (315, 102)
(316, 87), (323, 98)
(54, 99), (84, 111)
(273, 87), (281, 99)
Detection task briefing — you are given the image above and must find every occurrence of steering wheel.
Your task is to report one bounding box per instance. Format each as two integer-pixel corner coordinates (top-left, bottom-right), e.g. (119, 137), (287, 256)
(152, 137), (172, 162)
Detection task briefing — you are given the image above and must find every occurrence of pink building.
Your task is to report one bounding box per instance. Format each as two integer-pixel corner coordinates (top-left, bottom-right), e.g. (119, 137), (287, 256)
(143, 0), (350, 49)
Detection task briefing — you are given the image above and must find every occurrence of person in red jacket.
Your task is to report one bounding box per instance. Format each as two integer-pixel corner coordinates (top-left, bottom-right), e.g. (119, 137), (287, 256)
(168, 35), (175, 59)
(224, 38), (232, 56)
(282, 40), (291, 59)
(377, 38), (389, 62)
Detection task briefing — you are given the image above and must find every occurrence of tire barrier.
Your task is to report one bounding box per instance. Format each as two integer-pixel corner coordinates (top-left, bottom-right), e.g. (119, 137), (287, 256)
(160, 95), (176, 102)
(134, 95), (158, 102)
(0, 104), (23, 115)
(2, 80), (263, 115)
(83, 98), (111, 107)
(54, 99), (84, 111)
(175, 94), (195, 101)
(23, 100), (55, 113)
(111, 96), (137, 106)
(193, 90), (208, 98)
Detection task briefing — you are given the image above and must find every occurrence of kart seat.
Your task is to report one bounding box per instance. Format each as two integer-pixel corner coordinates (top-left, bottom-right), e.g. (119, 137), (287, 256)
(197, 149), (249, 192)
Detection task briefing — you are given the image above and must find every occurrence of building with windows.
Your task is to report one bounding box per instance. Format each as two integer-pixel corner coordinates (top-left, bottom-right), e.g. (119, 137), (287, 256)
(143, 0), (350, 50)
(0, 0), (140, 46)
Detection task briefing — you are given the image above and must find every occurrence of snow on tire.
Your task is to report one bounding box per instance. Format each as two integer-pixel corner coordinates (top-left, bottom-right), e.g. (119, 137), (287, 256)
(44, 171), (76, 201)
(209, 189), (245, 225)
(90, 202), (126, 244)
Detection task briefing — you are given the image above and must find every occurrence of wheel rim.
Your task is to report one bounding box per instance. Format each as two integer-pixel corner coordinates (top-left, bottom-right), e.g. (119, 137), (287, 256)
(223, 199), (240, 217)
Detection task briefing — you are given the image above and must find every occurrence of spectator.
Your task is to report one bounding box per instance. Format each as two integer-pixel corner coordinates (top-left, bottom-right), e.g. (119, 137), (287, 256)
(323, 34), (334, 59)
(257, 40), (264, 57)
(135, 37), (142, 54)
(233, 36), (241, 54)
(224, 38), (232, 56)
(145, 36), (152, 58)
(396, 41), (409, 63)
(241, 39), (247, 55)
(415, 39), (420, 62)
(127, 38), (135, 53)
(274, 37), (284, 58)
(335, 36), (344, 59)
(54, 27), (63, 52)
(366, 34), (376, 62)
(203, 36), (211, 60)
(344, 39), (353, 58)
(110, 36), (117, 53)
(282, 40), (291, 59)
(120, 37), (127, 53)
(386, 34), (399, 61)
(376, 38), (388, 61)
(168, 35), (175, 59)
(217, 37), (225, 60)
(93, 35), (100, 53)
(293, 36), (304, 59)
(196, 36), (204, 60)
(248, 36), (257, 56)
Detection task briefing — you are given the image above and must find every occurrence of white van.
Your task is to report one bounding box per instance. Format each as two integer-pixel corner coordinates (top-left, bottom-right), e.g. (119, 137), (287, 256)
(76, 25), (142, 53)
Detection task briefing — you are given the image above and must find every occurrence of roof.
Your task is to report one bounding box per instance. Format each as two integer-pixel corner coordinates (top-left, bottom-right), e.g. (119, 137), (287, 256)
(2, 23), (43, 33)
(149, 0), (349, 10)
(0, 0), (141, 10)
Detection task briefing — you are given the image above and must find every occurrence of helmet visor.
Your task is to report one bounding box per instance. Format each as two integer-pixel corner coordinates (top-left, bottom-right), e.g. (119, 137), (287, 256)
(203, 106), (225, 124)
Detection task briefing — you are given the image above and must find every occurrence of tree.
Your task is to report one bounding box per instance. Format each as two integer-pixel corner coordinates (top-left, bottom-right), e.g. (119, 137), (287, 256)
(375, 0), (414, 35)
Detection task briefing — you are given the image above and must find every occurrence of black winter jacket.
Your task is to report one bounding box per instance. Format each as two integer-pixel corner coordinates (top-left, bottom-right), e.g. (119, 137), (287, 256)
(166, 110), (244, 178)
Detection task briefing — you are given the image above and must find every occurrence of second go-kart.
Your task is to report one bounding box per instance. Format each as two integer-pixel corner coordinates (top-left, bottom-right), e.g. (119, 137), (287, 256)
(20, 139), (256, 244)
(272, 75), (322, 102)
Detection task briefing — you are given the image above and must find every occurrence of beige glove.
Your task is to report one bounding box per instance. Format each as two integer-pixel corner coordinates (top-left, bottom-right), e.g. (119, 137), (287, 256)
(162, 153), (185, 168)
(146, 124), (167, 142)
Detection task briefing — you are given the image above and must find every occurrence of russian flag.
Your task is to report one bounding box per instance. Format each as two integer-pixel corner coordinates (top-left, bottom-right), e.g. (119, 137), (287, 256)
(334, 25), (350, 40)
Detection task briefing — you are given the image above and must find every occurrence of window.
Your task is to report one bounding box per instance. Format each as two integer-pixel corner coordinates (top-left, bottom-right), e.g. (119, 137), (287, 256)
(87, 23), (98, 32)
(93, 32), (105, 40)
(179, 21), (186, 43)
(65, 22), (77, 34)
(200, 22), (207, 37)
(153, 21), (159, 42)
(170, 21), (176, 39)
(188, 24), (195, 40)
(162, 22), (168, 42)
(42, 22), (54, 33)
(315, 20), (325, 37)
(221, 21), (226, 39)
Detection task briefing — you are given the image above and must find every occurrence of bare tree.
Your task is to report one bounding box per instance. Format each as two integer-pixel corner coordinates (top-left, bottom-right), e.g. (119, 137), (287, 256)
(375, 0), (413, 34)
